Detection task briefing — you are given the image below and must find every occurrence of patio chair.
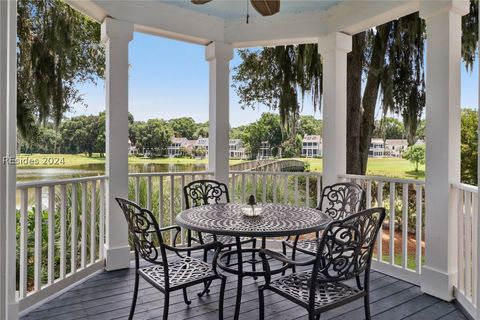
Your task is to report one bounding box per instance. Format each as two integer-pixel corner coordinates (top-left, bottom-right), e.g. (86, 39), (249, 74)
(183, 179), (257, 263)
(116, 197), (227, 320)
(259, 207), (386, 320)
(282, 182), (366, 273)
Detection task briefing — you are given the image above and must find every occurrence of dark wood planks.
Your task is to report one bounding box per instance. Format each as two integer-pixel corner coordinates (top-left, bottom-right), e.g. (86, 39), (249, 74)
(21, 252), (466, 320)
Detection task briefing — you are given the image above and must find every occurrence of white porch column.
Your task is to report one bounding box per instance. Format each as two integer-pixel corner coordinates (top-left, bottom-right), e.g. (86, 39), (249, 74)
(1, 1), (18, 318)
(205, 42), (233, 184)
(420, 0), (469, 301)
(101, 18), (133, 271)
(318, 33), (351, 187)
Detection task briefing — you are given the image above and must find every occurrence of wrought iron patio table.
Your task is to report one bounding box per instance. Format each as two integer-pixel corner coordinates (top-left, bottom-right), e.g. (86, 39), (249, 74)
(176, 203), (331, 320)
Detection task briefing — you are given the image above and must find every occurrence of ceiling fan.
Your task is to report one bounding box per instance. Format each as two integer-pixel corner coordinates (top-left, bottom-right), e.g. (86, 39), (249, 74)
(191, 0), (280, 17)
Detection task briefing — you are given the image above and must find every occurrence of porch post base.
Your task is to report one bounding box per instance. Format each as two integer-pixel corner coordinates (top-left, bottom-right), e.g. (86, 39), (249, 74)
(105, 246), (131, 271)
(7, 301), (19, 320)
(421, 265), (455, 301)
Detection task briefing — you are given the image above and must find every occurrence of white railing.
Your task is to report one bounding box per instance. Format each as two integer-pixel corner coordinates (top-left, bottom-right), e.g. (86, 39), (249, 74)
(16, 176), (107, 310)
(452, 182), (478, 318)
(339, 174), (425, 285)
(128, 171), (215, 245)
(16, 170), (433, 313)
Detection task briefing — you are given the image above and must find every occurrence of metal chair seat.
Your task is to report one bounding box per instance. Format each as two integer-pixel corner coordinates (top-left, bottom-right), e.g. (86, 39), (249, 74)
(139, 256), (217, 290)
(269, 271), (362, 309)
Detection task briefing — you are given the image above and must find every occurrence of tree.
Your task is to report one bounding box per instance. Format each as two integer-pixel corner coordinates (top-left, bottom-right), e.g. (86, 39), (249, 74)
(240, 113), (284, 159)
(194, 122), (209, 139)
(232, 1), (478, 175)
(59, 114), (104, 156)
(298, 115), (322, 136)
(372, 117), (405, 141)
(134, 119), (173, 157)
(169, 117), (196, 139)
(17, 0), (105, 140)
(460, 109), (478, 185)
(403, 144), (425, 172)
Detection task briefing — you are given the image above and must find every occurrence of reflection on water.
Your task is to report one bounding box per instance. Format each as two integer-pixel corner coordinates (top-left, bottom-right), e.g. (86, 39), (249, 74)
(17, 162), (208, 182)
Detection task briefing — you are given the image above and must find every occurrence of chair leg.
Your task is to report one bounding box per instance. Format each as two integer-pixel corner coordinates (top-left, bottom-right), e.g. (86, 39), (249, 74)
(291, 246), (297, 274)
(258, 285), (266, 320)
(364, 293), (371, 320)
(316, 314), (321, 320)
(308, 311), (316, 320)
(182, 288), (191, 305)
(226, 249), (231, 266)
(356, 275), (364, 290)
(128, 272), (140, 320)
(252, 238), (257, 279)
(281, 241), (287, 276)
(187, 230), (192, 257)
(203, 248), (208, 262)
(198, 280), (212, 297)
(218, 276), (227, 320)
(163, 292), (170, 320)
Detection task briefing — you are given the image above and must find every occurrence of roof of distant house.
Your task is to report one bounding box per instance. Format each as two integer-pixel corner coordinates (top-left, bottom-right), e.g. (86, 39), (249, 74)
(302, 135), (322, 143)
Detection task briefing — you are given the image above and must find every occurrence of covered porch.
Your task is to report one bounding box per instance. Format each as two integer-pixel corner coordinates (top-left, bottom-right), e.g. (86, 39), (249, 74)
(0, 0), (478, 319)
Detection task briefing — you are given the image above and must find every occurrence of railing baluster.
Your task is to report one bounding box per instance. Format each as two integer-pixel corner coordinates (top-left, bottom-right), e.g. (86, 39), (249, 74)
(241, 173), (246, 203)
(135, 176), (140, 204)
(159, 176), (164, 227)
(377, 182), (383, 262)
(19, 189), (28, 298)
(71, 184), (78, 274)
(170, 175), (175, 245)
(389, 182), (395, 265)
(415, 184), (422, 274)
(402, 183), (408, 269)
(305, 177), (310, 207)
(34, 187), (42, 291)
(180, 175), (186, 245)
(252, 174), (257, 198)
(99, 180), (105, 260)
(317, 176), (321, 206)
(262, 174), (267, 203)
(273, 174), (277, 203)
(48, 185), (55, 285)
(60, 185), (67, 279)
(294, 176), (299, 206)
(147, 176), (152, 211)
(366, 180), (372, 209)
(283, 175), (288, 204)
(231, 173), (236, 203)
(81, 182), (87, 269)
(90, 182), (97, 264)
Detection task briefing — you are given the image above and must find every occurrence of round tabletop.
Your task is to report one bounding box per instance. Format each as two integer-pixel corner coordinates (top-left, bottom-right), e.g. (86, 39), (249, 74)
(175, 203), (331, 238)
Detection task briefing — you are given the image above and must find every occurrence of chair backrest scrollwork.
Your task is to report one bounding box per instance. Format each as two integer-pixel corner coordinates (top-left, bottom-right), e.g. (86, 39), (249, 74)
(313, 207), (386, 283)
(318, 182), (366, 220)
(116, 197), (167, 266)
(183, 179), (230, 209)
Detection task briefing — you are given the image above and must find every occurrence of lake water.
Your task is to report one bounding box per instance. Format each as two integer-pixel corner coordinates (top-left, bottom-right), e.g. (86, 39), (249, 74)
(17, 163), (208, 182)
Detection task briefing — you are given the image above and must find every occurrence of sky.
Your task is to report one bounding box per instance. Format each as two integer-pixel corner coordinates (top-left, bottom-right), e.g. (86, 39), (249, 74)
(68, 32), (479, 127)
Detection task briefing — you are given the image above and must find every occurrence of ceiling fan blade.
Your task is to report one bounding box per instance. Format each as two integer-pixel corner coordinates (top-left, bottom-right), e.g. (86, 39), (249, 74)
(250, 0), (280, 16)
(191, 0), (212, 4)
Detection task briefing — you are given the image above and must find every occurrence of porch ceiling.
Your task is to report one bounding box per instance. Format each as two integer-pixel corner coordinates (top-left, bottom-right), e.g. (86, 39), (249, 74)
(67, 0), (419, 47)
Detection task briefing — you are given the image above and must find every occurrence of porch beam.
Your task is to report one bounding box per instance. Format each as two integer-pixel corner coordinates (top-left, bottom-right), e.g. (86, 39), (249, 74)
(206, 42), (233, 185)
(420, 0), (469, 301)
(318, 32), (352, 188)
(101, 17), (134, 271)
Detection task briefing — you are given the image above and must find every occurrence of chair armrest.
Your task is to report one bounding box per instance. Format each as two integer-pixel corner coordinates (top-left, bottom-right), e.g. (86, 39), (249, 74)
(165, 241), (223, 253)
(259, 248), (316, 266)
(159, 225), (181, 233)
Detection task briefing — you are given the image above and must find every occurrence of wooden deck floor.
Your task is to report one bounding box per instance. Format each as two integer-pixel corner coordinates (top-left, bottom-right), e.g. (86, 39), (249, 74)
(21, 252), (467, 320)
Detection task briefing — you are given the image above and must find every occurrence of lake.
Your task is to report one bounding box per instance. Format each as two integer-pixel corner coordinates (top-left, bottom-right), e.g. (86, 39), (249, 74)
(17, 163), (209, 182)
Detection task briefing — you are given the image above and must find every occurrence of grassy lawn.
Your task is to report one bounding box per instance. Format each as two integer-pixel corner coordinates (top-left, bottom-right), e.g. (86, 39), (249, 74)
(299, 157), (425, 180)
(17, 153), (424, 179)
